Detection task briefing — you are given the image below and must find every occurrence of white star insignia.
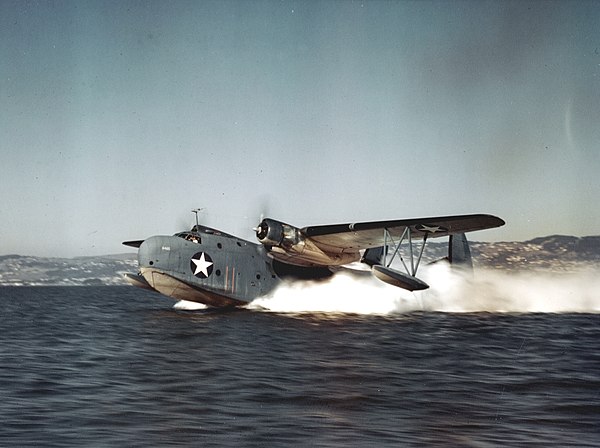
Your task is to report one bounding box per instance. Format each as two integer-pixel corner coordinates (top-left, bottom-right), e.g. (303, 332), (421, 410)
(192, 253), (213, 277)
(419, 225), (442, 233)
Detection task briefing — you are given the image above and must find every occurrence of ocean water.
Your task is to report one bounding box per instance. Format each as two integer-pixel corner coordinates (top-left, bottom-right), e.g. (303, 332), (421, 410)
(1, 272), (599, 447)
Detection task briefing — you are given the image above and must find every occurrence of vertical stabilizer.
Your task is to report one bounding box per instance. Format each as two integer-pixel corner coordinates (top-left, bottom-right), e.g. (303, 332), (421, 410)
(448, 233), (473, 270)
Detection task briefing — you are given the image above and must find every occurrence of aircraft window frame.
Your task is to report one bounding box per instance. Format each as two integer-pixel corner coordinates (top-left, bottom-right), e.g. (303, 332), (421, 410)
(175, 232), (202, 244)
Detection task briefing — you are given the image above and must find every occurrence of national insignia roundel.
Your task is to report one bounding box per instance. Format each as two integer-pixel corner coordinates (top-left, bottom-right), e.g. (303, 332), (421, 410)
(190, 252), (214, 278)
(414, 224), (448, 234)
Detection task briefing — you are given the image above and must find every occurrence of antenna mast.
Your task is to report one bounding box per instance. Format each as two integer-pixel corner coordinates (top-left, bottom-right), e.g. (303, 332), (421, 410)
(191, 208), (204, 229)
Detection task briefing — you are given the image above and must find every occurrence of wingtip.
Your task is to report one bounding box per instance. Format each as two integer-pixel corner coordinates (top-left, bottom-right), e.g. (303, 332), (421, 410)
(491, 215), (506, 228)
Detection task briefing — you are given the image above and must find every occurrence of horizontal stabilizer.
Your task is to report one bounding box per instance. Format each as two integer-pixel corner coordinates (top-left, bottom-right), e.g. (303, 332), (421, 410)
(372, 265), (429, 291)
(123, 239), (145, 248)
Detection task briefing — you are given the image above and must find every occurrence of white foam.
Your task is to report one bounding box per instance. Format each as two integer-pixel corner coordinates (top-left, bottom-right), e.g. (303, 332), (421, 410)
(250, 264), (600, 315)
(422, 264), (600, 313)
(173, 300), (207, 311)
(249, 270), (415, 315)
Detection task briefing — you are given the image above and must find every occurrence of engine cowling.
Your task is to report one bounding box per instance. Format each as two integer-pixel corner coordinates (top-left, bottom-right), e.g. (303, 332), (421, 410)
(256, 218), (301, 248)
(255, 218), (359, 266)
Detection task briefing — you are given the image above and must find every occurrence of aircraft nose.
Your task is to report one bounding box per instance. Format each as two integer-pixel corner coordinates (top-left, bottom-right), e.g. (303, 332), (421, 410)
(138, 235), (180, 270)
(137, 236), (163, 269)
(138, 239), (150, 268)
(137, 235), (185, 293)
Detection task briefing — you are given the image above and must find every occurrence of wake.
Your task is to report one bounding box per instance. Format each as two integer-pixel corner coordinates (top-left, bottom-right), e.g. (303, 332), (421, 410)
(249, 264), (600, 315)
(173, 300), (207, 311)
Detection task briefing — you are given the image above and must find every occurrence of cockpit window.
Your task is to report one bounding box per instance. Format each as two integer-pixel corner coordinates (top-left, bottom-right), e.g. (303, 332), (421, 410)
(175, 232), (201, 244)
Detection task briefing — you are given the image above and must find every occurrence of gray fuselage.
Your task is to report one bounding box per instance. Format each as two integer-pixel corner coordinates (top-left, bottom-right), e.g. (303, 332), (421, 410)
(136, 225), (332, 307)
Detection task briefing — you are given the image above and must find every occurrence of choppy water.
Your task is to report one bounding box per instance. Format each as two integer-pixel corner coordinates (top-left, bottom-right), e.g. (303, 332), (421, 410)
(1, 282), (599, 447)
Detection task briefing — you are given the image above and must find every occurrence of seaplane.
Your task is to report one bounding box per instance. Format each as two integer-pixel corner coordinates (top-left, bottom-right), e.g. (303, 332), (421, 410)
(123, 211), (504, 307)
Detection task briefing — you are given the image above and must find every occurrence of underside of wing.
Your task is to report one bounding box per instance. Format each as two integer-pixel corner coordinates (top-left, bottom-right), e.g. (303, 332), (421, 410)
(302, 214), (505, 252)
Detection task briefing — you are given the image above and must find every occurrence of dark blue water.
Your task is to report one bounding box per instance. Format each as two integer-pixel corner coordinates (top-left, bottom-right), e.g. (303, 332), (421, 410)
(1, 286), (599, 447)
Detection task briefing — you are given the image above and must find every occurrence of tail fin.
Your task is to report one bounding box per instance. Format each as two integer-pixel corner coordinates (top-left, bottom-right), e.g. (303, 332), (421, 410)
(448, 233), (473, 270)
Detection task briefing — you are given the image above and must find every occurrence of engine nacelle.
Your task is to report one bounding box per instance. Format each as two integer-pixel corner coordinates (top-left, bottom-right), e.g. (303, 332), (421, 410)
(256, 218), (299, 249)
(255, 218), (358, 266)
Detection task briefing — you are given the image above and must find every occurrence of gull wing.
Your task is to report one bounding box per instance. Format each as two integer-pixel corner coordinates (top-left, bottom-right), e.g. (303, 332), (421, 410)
(302, 214), (505, 252)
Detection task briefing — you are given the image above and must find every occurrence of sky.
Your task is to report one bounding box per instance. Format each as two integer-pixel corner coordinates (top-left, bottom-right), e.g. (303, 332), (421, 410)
(1, 0), (599, 257)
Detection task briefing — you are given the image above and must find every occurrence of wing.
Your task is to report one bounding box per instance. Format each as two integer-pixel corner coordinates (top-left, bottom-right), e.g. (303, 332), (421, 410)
(302, 214), (505, 252)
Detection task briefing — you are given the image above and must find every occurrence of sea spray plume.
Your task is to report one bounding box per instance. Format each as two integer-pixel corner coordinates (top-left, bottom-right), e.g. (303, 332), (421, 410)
(250, 263), (600, 315)
(249, 271), (417, 315)
(419, 263), (600, 313)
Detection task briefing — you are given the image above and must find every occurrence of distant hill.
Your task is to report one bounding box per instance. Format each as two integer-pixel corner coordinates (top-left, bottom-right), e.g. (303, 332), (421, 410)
(0, 254), (137, 286)
(1, 235), (599, 286)
(422, 235), (600, 271)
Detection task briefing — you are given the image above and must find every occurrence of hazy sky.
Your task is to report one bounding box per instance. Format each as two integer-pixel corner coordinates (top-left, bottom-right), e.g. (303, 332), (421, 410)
(2, 0), (599, 257)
